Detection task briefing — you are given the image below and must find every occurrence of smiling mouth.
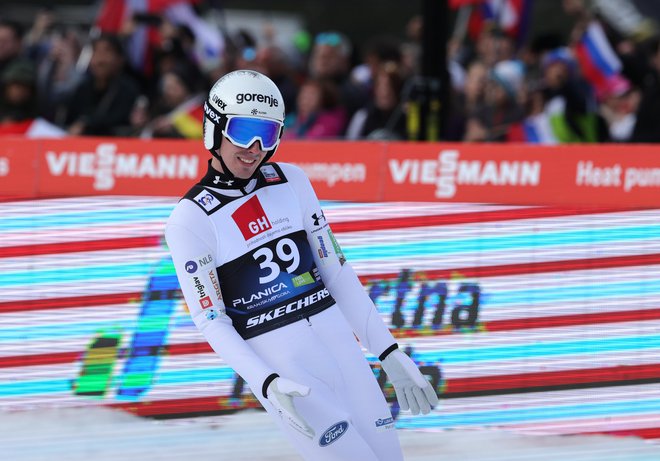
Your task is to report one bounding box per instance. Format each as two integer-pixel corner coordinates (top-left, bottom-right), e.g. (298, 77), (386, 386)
(237, 156), (257, 165)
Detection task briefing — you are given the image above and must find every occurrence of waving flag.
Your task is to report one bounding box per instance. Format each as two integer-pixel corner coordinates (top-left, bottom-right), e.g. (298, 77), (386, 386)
(454, 0), (533, 45)
(508, 97), (581, 144)
(574, 21), (630, 100)
(0, 118), (67, 138)
(94, 0), (205, 77)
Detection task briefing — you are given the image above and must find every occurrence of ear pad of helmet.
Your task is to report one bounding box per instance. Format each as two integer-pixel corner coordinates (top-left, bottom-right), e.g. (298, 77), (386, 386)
(203, 118), (216, 151)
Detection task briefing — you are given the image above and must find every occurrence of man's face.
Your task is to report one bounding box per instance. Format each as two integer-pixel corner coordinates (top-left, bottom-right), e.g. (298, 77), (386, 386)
(310, 44), (345, 78)
(90, 40), (122, 80)
(215, 136), (267, 179)
(0, 25), (20, 62)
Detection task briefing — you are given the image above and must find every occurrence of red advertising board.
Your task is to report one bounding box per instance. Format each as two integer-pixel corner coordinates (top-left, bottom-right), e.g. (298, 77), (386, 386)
(0, 138), (658, 208)
(0, 138), (38, 198)
(382, 143), (660, 207)
(278, 141), (383, 202)
(36, 138), (208, 198)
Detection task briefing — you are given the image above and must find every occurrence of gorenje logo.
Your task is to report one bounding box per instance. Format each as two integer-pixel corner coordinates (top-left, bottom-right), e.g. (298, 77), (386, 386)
(236, 93), (279, 107)
(232, 195), (272, 240)
(389, 150), (541, 198)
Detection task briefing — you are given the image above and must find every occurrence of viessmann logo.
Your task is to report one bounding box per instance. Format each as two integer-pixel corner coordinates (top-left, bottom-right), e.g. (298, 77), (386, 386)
(389, 150), (541, 198)
(44, 143), (199, 190)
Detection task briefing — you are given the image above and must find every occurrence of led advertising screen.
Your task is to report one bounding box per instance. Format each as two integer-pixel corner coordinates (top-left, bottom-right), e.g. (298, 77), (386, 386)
(1, 197), (659, 442)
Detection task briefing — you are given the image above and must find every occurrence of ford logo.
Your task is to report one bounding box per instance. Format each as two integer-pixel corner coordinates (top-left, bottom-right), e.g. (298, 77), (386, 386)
(319, 421), (349, 447)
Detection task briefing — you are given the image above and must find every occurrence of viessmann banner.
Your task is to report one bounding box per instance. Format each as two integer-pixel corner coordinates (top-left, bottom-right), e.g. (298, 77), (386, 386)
(0, 138), (658, 207)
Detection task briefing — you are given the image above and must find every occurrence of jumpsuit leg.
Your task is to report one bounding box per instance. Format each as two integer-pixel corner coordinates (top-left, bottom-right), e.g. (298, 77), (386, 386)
(309, 307), (404, 461)
(249, 306), (405, 460)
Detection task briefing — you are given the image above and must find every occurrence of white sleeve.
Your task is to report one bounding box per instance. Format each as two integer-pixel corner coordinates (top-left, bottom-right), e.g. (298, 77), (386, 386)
(280, 163), (397, 359)
(165, 201), (277, 397)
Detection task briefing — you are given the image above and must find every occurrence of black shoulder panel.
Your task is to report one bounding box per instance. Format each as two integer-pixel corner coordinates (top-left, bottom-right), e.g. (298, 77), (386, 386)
(181, 163), (290, 215)
(181, 185), (231, 216)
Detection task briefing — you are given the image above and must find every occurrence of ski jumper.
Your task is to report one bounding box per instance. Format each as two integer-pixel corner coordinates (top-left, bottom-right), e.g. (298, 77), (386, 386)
(165, 161), (404, 460)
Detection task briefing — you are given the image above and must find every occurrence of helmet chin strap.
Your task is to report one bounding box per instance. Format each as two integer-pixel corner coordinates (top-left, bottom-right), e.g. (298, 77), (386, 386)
(208, 145), (274, 190)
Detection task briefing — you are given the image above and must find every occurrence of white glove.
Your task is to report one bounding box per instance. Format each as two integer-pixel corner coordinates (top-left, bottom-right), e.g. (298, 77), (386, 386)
(266, 377), (315, 439)
(381, 348), (439, 415)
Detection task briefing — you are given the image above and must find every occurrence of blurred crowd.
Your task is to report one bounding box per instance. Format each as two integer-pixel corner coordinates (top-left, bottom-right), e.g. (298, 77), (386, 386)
(0, 0), (659, 143)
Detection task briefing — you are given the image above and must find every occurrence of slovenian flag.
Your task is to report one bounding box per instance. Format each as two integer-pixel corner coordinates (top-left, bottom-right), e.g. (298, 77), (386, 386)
(452, 0), (533, 45)
(94, 0), (204, 77)
(574, 21), (628, 99)
(508, 97), (580, 144)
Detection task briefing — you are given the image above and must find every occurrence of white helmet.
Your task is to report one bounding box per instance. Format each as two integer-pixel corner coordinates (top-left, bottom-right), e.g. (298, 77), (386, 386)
(203, 70), (285, 163)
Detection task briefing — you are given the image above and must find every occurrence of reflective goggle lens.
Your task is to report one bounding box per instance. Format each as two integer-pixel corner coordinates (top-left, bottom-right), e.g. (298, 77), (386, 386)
(223, 116), (282, 150)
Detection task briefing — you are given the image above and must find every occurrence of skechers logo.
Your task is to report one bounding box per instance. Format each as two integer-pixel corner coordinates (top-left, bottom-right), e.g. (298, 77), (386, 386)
(319, 421), (348, 447)
(236, 93), (279, 107)
(246, 288), (330, 329)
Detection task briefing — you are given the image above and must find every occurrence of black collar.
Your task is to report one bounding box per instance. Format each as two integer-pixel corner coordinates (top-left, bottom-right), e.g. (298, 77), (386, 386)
(199, 160), (253, 190)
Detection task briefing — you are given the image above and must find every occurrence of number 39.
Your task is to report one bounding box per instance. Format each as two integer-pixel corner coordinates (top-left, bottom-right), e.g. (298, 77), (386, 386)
(252, 238), (300, 284)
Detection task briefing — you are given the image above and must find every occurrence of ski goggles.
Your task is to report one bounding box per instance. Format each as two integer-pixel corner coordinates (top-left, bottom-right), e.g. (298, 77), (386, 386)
(222, 115), (283, 150)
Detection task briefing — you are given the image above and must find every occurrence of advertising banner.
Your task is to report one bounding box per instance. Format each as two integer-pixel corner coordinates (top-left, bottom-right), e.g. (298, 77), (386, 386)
(0, 139), (38, 198)
(278, 141), (383, 202)
(382, 143), (660, 207)
(37, 138), (207, 198)
(0, 138), (658, 208)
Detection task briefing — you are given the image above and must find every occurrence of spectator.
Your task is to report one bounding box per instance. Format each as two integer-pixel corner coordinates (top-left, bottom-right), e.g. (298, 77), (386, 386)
(0, 60), (37, 123)
(0, 59), (65, 137)
(599, 83), (640, 142)
(350, 35), (402, 92)
(35, 27), (83, 125)
(309, 31), (369, 122)
(0, 19), (24, 76)
(346, 62), (406, 140)
(631, 37), (660, 142)
(64, 34), (140, 136)
(141, 66), (204, 139)
(474, 26), (516, 67)
(464, 60), (526, 142)
(446, 60), (487, 140)
(23, 9), (55, 63)
(539, 47), (608, 142)
(151, 34), (203, 99)
(256, 44), (299, 114)
(283, 77), (346, 140)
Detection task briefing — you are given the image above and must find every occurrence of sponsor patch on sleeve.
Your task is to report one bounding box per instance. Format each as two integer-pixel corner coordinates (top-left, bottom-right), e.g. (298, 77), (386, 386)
(374, 416), (395, 432)
(188, 275), (214, 309)
(193, 190), (221, 212)
(260, 164), (281, 182)
(327, 229), (346, 265)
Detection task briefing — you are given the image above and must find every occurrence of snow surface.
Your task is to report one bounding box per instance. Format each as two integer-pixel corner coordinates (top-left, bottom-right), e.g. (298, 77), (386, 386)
(2, 407), (660, 460)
